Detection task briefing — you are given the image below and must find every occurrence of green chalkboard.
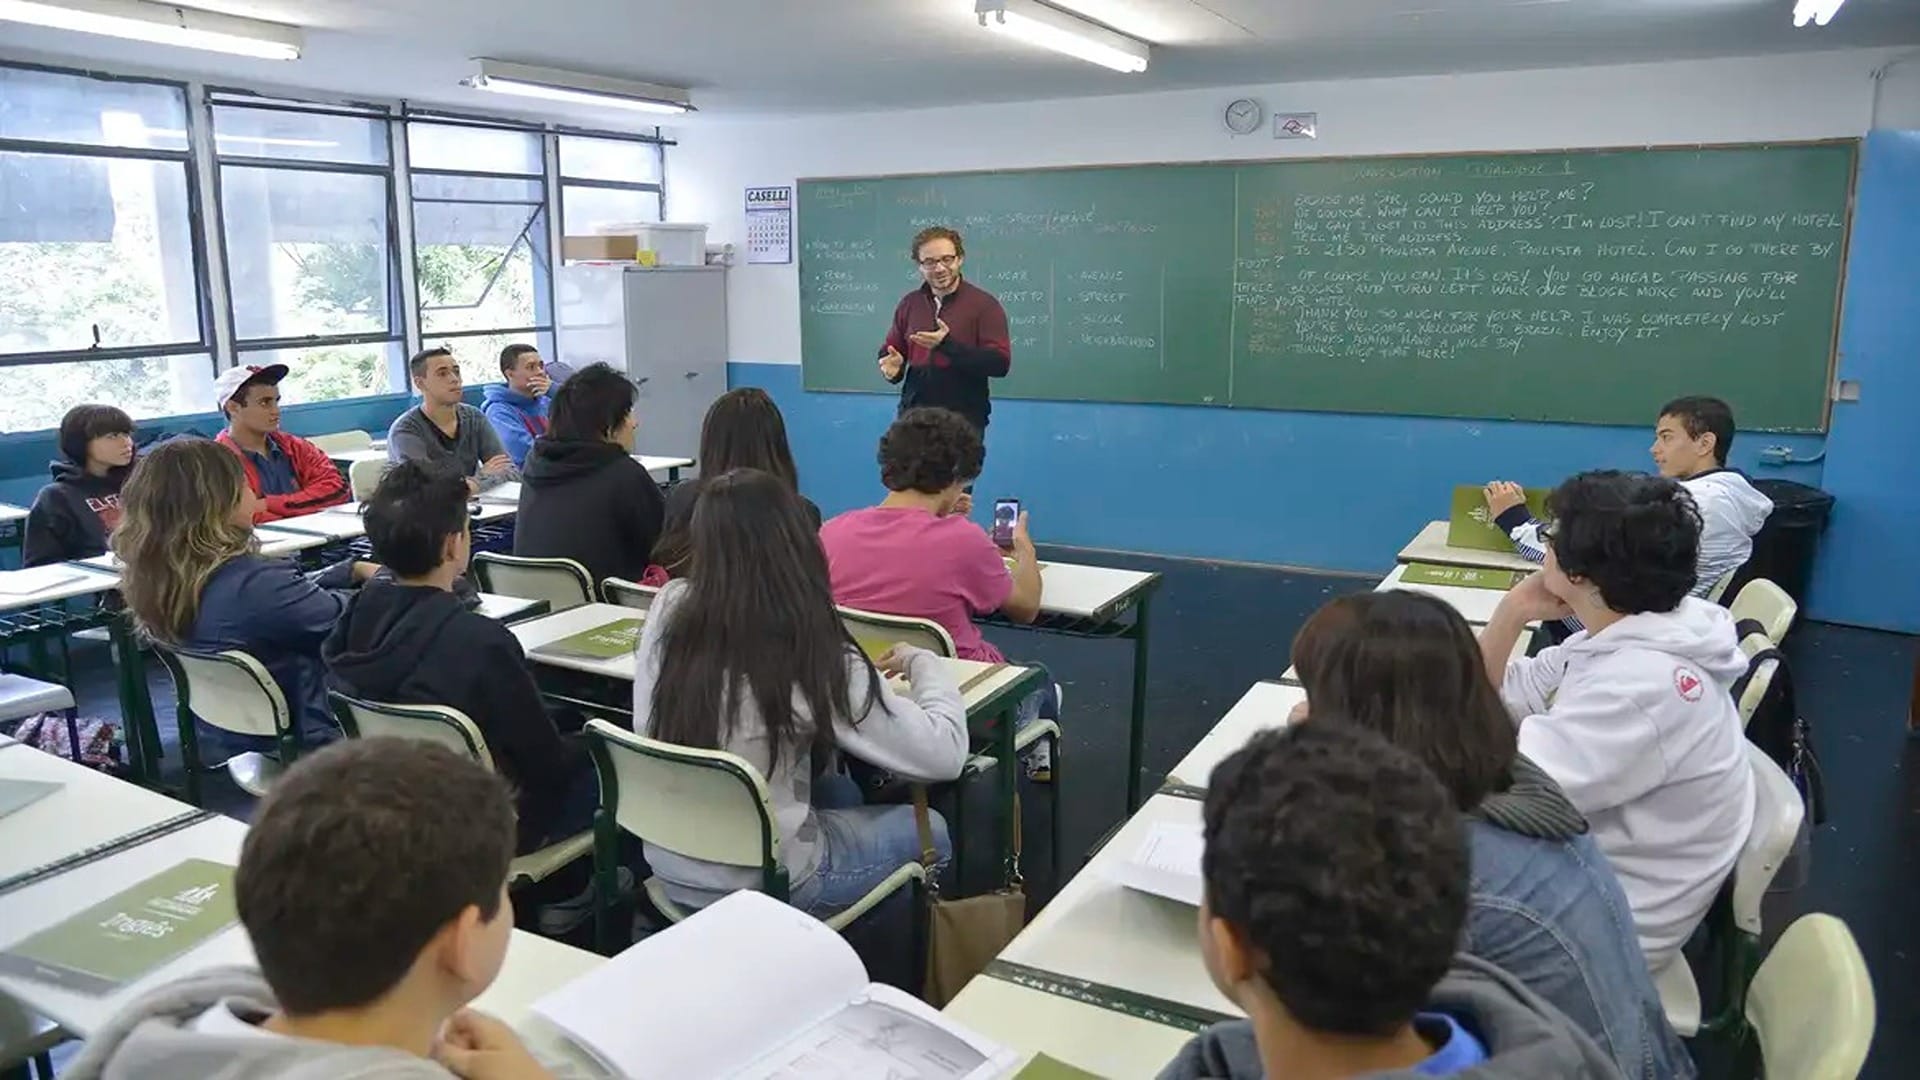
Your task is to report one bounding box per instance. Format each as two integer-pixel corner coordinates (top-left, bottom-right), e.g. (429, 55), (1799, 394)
(798, 142), (1854, 431)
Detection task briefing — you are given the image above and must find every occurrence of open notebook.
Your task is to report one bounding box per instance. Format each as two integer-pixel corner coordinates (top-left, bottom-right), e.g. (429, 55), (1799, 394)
(531, 891), (1019, 1079)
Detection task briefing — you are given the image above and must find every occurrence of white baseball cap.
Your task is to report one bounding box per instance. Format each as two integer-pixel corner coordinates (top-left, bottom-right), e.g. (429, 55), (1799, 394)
(212, 364), (289, 415)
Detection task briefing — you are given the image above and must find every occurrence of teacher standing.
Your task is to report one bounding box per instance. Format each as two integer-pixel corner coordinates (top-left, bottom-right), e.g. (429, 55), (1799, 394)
(877, 226), (1011, 436)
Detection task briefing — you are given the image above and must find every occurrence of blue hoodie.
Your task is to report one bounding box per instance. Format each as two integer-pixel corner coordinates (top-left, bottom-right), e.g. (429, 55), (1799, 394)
(480, 383), (550, 468)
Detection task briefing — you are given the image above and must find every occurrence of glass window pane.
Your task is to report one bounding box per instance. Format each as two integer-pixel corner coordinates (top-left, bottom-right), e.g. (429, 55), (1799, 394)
(243, 342), (402, 404)
(0, 151), (202, 354)
(411, 173), (543, 203)
(562, 184), (659, 235)
(210, 105), (389, 166)
(0, 66), (187, 151)
(0, 354), (212, 432)
(421, 331), (551, 389)
(408, 123), (542, 175)
(559, 135), (659, 183)
(221, 166), (394, 341)
(416, 204), (548, 334)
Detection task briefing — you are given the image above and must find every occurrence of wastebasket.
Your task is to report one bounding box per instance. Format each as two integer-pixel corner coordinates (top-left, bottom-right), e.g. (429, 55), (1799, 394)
(1733, 479), (1835, 609)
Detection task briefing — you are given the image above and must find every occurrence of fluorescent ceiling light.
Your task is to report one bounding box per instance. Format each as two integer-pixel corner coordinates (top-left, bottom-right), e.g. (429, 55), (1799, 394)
(0, 0), (302, 60)
(1792, 0), (1845, 26)
(465, 59), (693, 115)
(975, 0), (1150, 74)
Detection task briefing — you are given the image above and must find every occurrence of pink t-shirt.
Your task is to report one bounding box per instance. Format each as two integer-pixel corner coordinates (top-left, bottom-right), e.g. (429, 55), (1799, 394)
(820, 506), (1013, 663)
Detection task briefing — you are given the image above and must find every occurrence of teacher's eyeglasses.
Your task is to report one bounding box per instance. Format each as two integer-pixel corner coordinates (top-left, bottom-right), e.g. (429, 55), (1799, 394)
(917, 255), (960, 270)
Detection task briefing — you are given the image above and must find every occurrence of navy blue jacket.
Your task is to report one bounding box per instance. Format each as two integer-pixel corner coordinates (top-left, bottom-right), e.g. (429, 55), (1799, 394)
(184, 554), (356, 746)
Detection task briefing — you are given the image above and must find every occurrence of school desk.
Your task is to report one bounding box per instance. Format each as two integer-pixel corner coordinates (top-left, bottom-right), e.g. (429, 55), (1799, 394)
(0, 742), (196, 885)
(0, 504), (29, 556)
(1397, 521), (1542, 574)
(1163, 681), (1306, 791)
(1376, 561), (1517, 625)
(476, 592), (550, 624)
(634, 454), (695, 483)
(944, 970), (1197, 1078)
(978, 558), (1162, 809)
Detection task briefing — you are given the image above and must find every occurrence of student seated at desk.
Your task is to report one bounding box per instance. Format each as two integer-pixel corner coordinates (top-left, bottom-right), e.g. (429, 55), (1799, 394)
(819, 407), (1058, 771)
(634, 469), (969, 921)
(324, 462), (597, 858)
(481, 343), (552, 470)
(212, 364), (350, 523)
(388, 347), (518, 495)
(1160, 722), (1617, 1080)
(1479, 470), (1753, 975)
(649, 387), (819, 580)
(1291, 590), (1690, 1079)
(515, 362), (666, 587)
(71, 739), (558, 1079)
(23, 403), (135, 567)
(114, 439), (378, 792)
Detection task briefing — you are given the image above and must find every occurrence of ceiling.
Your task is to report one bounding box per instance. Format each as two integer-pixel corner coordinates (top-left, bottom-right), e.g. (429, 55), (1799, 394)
(3, 0), (1918, 126)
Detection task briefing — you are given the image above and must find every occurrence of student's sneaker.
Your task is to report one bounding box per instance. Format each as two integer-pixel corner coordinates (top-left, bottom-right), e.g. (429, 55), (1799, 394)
(1022, 739), (1053, 784)
(536, 867), (634, 937)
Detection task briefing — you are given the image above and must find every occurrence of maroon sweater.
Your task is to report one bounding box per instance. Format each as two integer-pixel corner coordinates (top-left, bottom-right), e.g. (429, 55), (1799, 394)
(879, 279), (1011, 431)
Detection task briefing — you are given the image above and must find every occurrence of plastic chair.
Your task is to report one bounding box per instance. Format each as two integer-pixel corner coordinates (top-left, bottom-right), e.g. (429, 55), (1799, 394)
(1657, 742), (1808, 1038)
(349, 457), (386, 501)
(601, 577), (661, 611)
(308, 430), (373, 454)
(1730, 579), (1797, 646)
(1737, 654), (1780, 729)
(1744, 914), (1874, 1080)
(153, 646), (298, 805)
(582, 718), (924, 952)
(330, 693), (592, 888)
(472, 553), (594, 614)
(1704, 566), (1739, 603)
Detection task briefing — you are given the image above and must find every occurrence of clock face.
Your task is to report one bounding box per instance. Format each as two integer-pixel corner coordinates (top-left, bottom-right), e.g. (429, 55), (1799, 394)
(1224, 98), (1262, 135)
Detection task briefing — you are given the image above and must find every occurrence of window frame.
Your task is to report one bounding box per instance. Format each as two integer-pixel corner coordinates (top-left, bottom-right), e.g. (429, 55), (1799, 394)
(557, 130), (667, 238)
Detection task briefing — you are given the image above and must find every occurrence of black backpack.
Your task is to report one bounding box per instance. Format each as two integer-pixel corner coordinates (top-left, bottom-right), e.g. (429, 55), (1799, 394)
(1730, 622), (1826, 825)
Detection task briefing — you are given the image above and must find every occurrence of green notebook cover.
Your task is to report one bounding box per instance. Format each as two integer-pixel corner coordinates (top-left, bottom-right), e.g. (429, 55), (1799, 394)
(1013, 1054), (1104, 1079)
(1400, 562), (1521, 591)
(533, 618), (645, 661)
(0, 858), (236, 994)
(1446, 485), (1550, 552)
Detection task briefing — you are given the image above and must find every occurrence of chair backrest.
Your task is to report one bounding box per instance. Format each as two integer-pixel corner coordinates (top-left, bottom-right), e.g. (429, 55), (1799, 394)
(308, 430), (373, 454)
(472, 553), (594, 613)
(1737, 655), (1780, 728)
(349, 457), (386, 501)
(1730, 579), (1797, 646)
(836, 605), (956, 660)
(1746, 913), (1874, 1080)
(329, 692), (495, 771)
(155, 647), (290, 739)
(583, 719), (779, 877)
(602, 576), (660, 611)
(1704, 566), (1739, 604)
(1733, 742), (1807, 935)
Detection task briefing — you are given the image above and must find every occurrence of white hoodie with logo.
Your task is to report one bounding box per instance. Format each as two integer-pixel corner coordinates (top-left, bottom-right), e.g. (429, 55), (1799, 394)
(1499, 597), (1756, 971)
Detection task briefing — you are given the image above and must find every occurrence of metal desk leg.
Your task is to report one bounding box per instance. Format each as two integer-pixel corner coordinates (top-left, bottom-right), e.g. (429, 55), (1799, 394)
(998, 702), (1019, 883)
(1125, 591), (1155, 811)
(108, 616), (160, 787)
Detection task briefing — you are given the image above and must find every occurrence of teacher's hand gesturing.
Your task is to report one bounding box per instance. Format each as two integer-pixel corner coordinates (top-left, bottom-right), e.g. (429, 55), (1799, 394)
(879, 345), (905, 381)
(908, 319), (950, 351)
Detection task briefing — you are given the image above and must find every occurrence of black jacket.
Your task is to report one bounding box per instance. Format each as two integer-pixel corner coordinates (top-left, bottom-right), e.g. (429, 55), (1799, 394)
(514, 438), (666, 588)
(321, 582), (590, 853)
(24, 459), (130, 567)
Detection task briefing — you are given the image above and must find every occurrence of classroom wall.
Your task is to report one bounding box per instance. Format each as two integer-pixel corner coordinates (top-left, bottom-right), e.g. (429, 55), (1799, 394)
(669, 49), (1913, 627)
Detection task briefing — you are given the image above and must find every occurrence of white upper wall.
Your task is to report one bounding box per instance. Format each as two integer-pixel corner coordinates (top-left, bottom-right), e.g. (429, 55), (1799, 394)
(666, 49), (1914, 366)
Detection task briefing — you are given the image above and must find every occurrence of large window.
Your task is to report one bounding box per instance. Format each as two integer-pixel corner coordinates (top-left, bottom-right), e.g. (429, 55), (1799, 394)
(0, 65), (212, 427)
(559, 133), (663, 234)
(409, 121), (552, 388)
(213, 98), (403, 405)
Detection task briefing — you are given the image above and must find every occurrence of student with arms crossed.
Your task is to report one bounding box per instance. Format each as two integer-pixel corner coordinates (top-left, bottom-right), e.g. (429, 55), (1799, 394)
(1159, 721), (1619, 1080)
(324, 462), (599, 860)
(24, 404), (136, 567)
(389, 348), (518, 495)
(480, 344), (552, 470)
(634, 469), (970, 921)
(70, 738), (556, 1080)
(649, 388), (818, 580)
(1479, 470), (1754, 975)
(114, 439), (378, 793)
(212, 364), (350, 523)
(514, 363), (666, 588)
(1291, 590), (1690, 1079)
(820, 408), (1058, 770)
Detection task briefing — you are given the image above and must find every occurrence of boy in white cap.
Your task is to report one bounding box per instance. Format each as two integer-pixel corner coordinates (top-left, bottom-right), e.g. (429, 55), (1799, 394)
(213, 364), (350, 523)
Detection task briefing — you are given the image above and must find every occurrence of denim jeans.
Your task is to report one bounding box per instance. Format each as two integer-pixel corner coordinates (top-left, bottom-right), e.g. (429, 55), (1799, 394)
(790, 772), (952, 918)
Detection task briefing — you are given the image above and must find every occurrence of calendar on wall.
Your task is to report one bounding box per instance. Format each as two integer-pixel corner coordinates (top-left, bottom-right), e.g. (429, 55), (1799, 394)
(744, 186), (793, 264)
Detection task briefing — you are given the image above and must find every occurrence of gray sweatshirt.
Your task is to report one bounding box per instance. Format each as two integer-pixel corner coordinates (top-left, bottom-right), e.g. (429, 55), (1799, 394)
(64, 967), (455, 1080)
(1157, 954), (1623, 1080)
(386, 404), (518, 493)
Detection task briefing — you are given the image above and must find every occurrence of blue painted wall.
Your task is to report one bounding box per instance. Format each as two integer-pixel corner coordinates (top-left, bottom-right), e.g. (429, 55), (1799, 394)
(1806, 130), (1920, 633)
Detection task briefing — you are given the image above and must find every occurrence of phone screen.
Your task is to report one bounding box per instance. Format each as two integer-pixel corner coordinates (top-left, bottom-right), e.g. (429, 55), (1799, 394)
(992, 499), (1020, 549)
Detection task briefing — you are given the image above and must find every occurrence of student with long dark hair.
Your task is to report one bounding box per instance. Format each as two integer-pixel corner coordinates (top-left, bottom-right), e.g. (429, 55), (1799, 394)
(651, 388), (818, 579)
(25, 404), (136, 567)
(633, 468), (969, 919)
(1291, 590), (1690, 1079)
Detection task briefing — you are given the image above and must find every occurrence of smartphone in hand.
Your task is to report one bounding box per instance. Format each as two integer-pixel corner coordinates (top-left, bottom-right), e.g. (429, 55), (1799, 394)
(992, 498), (1020, 550)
